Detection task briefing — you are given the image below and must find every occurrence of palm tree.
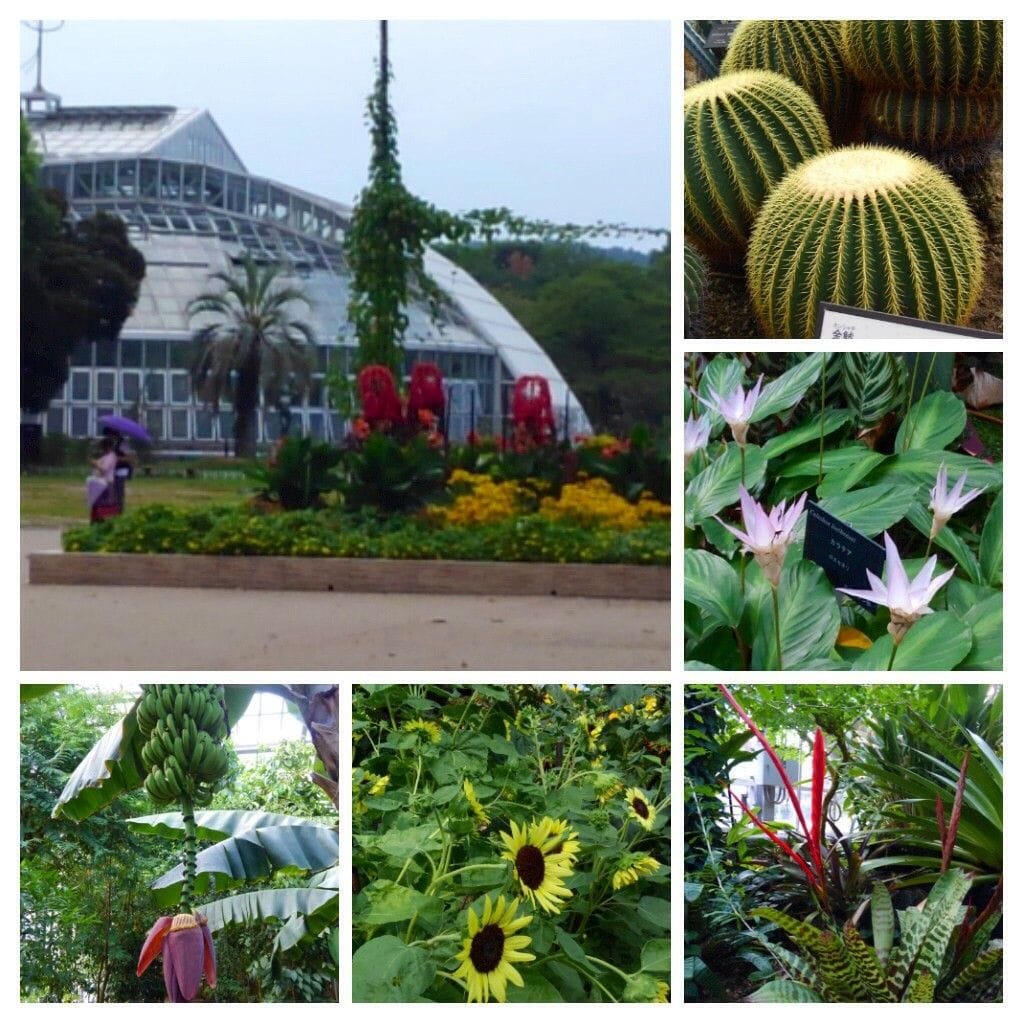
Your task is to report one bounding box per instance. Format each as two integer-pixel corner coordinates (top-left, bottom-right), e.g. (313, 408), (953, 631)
(188, 258), (314, 457)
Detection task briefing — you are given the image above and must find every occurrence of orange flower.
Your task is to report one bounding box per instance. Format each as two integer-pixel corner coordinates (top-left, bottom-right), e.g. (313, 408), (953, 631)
(417, 408), (437, 428)
(352, 417), (371, 440)
(426, 429), (444, 449)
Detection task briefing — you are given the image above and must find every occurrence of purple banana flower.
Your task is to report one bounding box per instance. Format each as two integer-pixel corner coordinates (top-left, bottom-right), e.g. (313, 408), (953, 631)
(138, 911), (217, 1002)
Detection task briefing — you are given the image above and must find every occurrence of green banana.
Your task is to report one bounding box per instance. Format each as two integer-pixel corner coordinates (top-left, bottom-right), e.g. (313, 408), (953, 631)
(173, 735), (187, 770)
(173, 691), (185, 724)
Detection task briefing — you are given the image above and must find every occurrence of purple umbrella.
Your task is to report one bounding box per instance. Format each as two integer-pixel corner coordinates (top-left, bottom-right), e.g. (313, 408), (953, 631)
(99, 415), (152, 444)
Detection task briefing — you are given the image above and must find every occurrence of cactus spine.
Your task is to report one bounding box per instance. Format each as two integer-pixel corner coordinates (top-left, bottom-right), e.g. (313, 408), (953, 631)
(841, 21), (1002, 163)
(684, 70), (831, 257)
(722, 21), (858, 140)
(840, 21), (1002, 94)
(684, 241), (707, 337)
(866, 90), (1002, 150)
(747, 145), (983, 337)
(136, 684), (230, 911)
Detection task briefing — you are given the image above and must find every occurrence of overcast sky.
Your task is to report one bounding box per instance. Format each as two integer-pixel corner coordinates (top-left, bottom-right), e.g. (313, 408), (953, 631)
(20, 20), (669, 240)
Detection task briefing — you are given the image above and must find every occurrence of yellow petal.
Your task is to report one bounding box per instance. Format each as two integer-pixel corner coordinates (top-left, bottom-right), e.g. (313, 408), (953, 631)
(837, 625), (873, 650)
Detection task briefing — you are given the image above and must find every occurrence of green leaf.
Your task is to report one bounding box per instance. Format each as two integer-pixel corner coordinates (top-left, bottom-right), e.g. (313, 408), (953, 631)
(761, 409), (851, 461)
(751, 353), (823, 423)
(127, 809), (314, 842)
(816, 483), (917, 538)
(751, 562), (840, 670)
(854, 612), (973, 671)
(840, 351), (907, 431)
(896, 390), (966, 452)
(355, 824), (443, 860)
(684, 442), (767, 527)
(352, 935), (434, 1002)
(960, 593), (1002, 670)
(979, 491), (1002, 587)
(683, 549), (742, 630)
(20, 684), (68, 702)
(506, 973), (565, 1002)
(554, 926), (589, 966)
(637, 895), (671, 930)
(905, 503), (981, 585)
(697, 356), (745, 435)
(354, 880), (440, 926)
(816, 450), (886, 497)
(151, 823), (339, 905)
(750, 980), (823, 1002)
(869, 450), (1002, 493)
(640, 937), (671, 973)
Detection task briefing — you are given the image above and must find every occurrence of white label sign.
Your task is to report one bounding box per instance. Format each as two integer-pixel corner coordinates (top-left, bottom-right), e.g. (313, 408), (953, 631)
(815, 303), (1001, 340)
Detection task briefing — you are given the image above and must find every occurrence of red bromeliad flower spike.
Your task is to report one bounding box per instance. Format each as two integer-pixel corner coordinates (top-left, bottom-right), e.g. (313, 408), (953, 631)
(137, 911), (217, 1002)
(718, 685), (829, 898)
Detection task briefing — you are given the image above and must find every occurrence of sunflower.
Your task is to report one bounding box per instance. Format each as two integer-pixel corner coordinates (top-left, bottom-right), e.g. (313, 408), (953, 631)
(452, 894), (535, 1003)
(499, 817), (577, 914)
(624, 787), (658, 831)
(403, 718), (441, 743)
(612, 853), (661, 890)
(652, 981), (670, 1003)
(463, 779), (490, 826)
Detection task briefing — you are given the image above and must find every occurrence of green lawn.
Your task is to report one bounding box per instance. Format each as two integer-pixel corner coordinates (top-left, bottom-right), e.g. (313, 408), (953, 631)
(21, 471), (250, 526)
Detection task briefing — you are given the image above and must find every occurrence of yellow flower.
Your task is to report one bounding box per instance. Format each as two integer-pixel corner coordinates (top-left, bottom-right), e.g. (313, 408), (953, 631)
(463, 779), (490, 826)
(500, 817), (578, 914)
(612, 853), (661, 890)
(652, 981), (669, 1002)
(403, 718), (442, 743)
(624, 788), (658, 831)
(452, 894), (535, 1003)
(539, 477), (670, 531)
(367, 773), (390, 796)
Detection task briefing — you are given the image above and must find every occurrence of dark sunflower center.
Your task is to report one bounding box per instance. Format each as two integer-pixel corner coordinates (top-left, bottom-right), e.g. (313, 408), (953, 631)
(632, 797), (650, 819)
(469, 923), (506, 973)
(516, 844), (546, 889)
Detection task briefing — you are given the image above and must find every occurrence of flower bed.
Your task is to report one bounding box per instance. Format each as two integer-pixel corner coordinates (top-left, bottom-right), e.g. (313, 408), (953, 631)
(63, 504), (669, 566)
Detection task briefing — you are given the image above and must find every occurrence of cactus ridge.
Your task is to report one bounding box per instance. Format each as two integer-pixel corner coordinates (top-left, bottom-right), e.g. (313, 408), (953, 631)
(866, 89), (1002, 150)
(684, 242), (707, 337)
(685, 70), (831, 256)
(747, 145), (983, 337)
(840, 21), (1002, 95)
(722, 20), (855, 136)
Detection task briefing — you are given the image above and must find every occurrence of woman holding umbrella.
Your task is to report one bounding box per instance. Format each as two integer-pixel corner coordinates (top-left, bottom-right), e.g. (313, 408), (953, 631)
(97, 415), (151, 516)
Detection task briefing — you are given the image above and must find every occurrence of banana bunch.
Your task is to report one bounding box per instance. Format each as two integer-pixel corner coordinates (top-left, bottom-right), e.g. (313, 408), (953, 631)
(136, 684), (229, 806)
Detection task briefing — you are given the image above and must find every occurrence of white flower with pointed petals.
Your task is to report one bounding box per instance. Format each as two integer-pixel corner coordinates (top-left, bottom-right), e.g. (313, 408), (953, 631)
(684, 412), (711, 466)
(836, 532), (955, 644)
(929, 463), (984, 538)
(698, 375), (764, 446)
(714, 486), (807, 588)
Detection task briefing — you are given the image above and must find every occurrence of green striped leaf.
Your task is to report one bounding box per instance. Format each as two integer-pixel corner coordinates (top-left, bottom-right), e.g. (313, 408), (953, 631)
(750, 980), (823, 1002)
(840, 351), (908, 432)
(751, 353), (824, 423)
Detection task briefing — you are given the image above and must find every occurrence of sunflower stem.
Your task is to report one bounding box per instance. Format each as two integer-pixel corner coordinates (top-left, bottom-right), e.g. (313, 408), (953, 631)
(180, 793), (196, 914)
(426, 863), (508, 895)
(585, 954), (634, 984)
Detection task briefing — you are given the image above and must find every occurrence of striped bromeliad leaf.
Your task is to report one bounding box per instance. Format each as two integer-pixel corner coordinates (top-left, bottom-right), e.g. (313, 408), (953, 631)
(939, 945), (1003, 1002)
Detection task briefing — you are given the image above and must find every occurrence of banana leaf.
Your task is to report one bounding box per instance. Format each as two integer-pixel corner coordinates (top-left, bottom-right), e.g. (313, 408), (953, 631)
(151, 823), (339, 907)
(197, 885), (338, 947)
(127, 809), (321, 842)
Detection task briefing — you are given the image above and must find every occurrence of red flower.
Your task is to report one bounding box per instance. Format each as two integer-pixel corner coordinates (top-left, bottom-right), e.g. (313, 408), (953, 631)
(417, 407), (437, 428)
(137, 912), (217, 1002)
(352, 417), (371, 441)
(466, 429), (480, 446)
(426, 429), (444, 449)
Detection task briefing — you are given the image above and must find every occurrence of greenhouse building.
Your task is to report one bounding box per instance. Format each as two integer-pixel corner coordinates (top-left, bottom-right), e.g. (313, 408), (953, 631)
(23, 94), (590, 449)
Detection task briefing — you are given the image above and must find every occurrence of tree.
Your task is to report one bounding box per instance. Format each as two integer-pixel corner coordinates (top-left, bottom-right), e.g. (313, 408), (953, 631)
(189, 258), (315, 458)
(344, 21), (468, 375)
(21, 117), (146, 413)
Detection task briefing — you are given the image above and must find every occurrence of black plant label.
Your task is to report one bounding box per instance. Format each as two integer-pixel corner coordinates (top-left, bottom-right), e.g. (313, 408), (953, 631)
(803, 502), (884, 610)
